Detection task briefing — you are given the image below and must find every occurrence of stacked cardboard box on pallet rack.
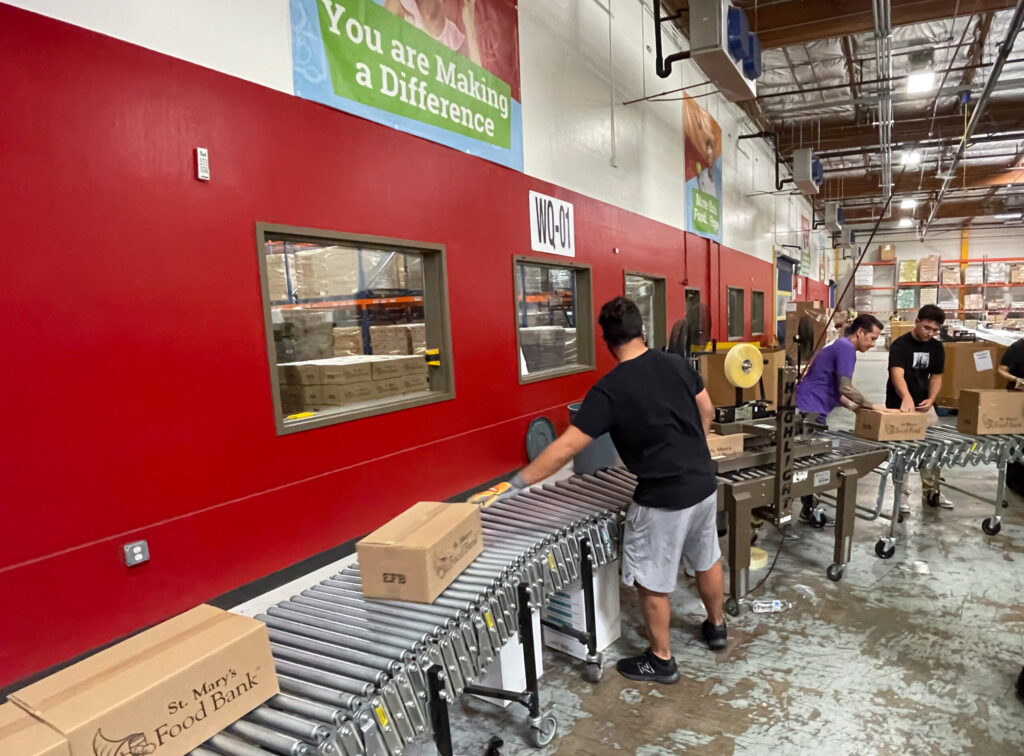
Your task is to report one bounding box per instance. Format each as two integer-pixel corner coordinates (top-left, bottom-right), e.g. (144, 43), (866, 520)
(278, 354), (429, 413)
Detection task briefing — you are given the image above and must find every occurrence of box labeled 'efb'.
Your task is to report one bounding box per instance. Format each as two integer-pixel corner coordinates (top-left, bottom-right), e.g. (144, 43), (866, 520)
(957, 389), (1024, 435)
(854, 409), (929, 441)
(358, 502), (483, 603)
(9, 605), (277, 756)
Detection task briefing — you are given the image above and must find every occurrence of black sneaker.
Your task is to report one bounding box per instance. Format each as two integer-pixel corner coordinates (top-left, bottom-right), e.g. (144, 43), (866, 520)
(615, 649), (679, 684)
(1017, 667), (1024, 699)
(702, 619), (728, 651)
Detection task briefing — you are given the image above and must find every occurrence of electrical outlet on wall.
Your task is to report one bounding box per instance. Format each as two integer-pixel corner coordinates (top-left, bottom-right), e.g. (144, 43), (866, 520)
(123, 540), (150, 566)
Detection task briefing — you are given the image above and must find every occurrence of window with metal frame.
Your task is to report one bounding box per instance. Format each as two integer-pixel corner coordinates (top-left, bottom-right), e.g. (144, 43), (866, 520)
(514, 257), (594, 383)
(751, 290), (765, 335)
(727, 287), (745, 340)
(624, 272), (667, 349)
(256, 224), (454, 434)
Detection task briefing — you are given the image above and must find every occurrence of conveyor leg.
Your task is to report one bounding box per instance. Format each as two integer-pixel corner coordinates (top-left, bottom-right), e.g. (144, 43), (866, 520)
(428, 665), (453, 756)
(724, 500), (750, 616)
(828, 472), (856, 581)
(983, 448), (1008, 536)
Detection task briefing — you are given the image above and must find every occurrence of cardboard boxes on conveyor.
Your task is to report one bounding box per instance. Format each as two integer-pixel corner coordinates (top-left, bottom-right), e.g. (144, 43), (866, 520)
(4, 606), (277, 756)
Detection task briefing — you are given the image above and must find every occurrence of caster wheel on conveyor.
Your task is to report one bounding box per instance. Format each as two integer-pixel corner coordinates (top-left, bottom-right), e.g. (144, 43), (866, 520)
(983, 517), (1002, 536)
(826, 564), (844, 582)
(897, 512), (905, 524)
(529, 714), (557, 748)
(724, 597), (741, 617)
(583, 663), (604, 683)
(808, 509), (828, 529)
(875, 539), (896, 559)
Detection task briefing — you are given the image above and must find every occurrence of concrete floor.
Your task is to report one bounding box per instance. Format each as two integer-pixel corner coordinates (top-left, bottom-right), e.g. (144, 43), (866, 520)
(432, 351), (1024, 755)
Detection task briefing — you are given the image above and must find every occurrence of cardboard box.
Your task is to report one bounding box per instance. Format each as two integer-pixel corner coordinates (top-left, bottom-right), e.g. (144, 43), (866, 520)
(319, 357), (372, 385)
(357, 502), (483, 603)
(278, 385), (305, 414)
(369, 324), (411, 356)
(300, 384), (322, 407)
(278, 362), (320, 386)
(337, 381), (375, 404)
(332, 327), (364, 357)
(0, 704), (70, 756)
(707, 432), (744, 459)
(1011, 264), (1024, 284)
(879, 245), (896, 261)
(370, 355), (425, 379)
(941, 265), (961, 285)
(919, 255), (940, 282)
(373, 378), (403, 398)
(265, 253), (290, 303)
(957, 389), (1024, 435)
(898, 260), (919, 283)
(9, 606), (277, 756)
(889, 321), (914, 342)
(400, 373), (430, 394)
(936, 341), (1008, 408)
(854, 409), (929, 441)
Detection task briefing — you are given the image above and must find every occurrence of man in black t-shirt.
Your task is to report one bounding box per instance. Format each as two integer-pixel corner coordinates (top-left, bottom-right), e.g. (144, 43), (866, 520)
(886, 304), (948, 510)
(482, 297), (723, 684)
(998, 338), (1024, 390)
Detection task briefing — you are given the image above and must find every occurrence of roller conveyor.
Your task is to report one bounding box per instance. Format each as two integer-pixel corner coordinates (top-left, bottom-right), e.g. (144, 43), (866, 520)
(716, 430), (891, 615)
(868, 425), (1024, 559)
(189, 469), (634, 756)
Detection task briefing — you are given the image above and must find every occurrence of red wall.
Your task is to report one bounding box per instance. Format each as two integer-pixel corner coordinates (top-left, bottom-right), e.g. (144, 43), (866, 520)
(0, 5), (775, 686)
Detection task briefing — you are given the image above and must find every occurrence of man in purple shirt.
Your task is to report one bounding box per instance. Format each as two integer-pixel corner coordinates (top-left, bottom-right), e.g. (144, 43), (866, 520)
(794, 313), (884, 523)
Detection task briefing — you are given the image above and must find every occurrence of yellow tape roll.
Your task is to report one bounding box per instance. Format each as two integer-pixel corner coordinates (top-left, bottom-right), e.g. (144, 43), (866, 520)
(750, 547), (769, 570)
(723, 343), (764, 389)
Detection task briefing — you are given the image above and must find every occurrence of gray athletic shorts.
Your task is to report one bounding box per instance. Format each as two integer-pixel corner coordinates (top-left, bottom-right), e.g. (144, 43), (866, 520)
(621, 490), (721, 594)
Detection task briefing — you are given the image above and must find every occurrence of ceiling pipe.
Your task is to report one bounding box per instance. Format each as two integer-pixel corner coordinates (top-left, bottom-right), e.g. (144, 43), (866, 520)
(921, 0), (1024, 239)
(872, 0), (894, 213)
(816, 131), (1024, 160)
(653, 1), (690, 79)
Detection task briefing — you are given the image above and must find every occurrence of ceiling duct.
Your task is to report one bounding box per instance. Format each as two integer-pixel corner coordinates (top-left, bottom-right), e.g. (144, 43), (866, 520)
(687, 0), (760, 101)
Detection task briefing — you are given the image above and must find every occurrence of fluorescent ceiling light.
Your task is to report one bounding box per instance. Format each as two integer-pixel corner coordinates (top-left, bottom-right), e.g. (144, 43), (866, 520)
(901, 151), (921, 166)
(899, 217), (914, 227)
(906, 71), (936, 94)
(900, 198), (917, 209)
(995, 212), (1023, 221)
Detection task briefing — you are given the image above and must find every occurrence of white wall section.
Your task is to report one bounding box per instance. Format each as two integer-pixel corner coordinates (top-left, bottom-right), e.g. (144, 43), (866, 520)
(9, 0), (819, 269)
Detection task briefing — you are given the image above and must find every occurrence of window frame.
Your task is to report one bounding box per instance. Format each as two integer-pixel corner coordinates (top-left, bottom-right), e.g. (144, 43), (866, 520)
(726, 286), (746, 341)
(751, 289), (766, 336)
(623, 271), (667, 350)
(256, 223), (456, 436)
(513, 255), (595, 385)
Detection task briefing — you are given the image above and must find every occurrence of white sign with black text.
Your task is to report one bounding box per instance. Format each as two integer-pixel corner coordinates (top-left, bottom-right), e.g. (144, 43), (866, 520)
(529, 190), (575, 257)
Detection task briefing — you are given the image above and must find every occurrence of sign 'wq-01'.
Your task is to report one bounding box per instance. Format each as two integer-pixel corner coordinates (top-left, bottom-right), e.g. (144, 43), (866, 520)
(529, 190), (575, 257)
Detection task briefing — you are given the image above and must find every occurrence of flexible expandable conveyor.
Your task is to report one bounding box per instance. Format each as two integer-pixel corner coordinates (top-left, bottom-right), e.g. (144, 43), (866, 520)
(188, 468), (635, 756)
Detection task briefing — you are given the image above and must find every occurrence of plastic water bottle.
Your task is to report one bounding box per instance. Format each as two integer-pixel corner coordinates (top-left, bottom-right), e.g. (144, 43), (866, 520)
(751, 599), (792, 613)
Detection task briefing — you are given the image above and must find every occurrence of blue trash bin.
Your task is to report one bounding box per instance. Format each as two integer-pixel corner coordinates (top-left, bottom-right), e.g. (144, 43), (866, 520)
(567, 402), (621, 475)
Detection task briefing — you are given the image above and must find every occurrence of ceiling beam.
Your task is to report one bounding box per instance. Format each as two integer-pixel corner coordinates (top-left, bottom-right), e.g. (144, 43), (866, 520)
(963, 12), (996, 88)
(732, 0), (1016, 49)
(820, 163), (1018, 200)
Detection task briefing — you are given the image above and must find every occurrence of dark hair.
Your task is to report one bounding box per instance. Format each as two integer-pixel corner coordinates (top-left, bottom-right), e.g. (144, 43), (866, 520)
(599, 297), (644, 346)
(917, 304), (946, 325)
(846, 313), (883, 336)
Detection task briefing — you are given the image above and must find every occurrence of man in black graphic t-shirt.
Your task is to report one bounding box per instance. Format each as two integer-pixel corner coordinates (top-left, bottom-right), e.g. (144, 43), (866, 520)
(483, 297), (725, 684)
(998, 337), (1024, 390)
(886, 304), (947, 510)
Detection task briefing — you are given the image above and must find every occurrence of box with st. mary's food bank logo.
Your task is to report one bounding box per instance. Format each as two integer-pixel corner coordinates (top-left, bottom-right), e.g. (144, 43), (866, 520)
(358, 501), (483, 603)
(7, 605), (277, 756)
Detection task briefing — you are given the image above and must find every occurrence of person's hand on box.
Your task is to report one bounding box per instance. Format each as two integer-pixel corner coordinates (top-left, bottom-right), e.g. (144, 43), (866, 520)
(900, 395), (916, 413)
(916, 398), (934, 411)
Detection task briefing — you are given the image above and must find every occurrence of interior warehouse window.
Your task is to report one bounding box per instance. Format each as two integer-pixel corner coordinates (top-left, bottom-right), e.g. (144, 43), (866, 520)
(624, 273), (667, 349)
(751, 290), (765, 335)
(514, 257), (594, 383)
(727, 287), (745, 340)
(257, 224), (454, 434)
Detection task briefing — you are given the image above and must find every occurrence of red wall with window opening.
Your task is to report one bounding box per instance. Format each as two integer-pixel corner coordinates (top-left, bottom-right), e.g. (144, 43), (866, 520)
(0, 5), (778, 686)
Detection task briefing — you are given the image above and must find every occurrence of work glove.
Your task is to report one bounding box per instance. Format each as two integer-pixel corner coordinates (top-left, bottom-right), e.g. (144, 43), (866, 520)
(468, 473), (526, 508)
